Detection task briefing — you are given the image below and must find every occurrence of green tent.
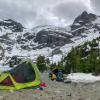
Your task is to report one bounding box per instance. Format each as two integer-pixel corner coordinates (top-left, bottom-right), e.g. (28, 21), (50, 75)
(0, 60), (41, 90)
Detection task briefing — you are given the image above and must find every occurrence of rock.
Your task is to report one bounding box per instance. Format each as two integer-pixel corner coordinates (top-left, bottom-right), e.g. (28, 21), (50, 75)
(0, 96), (4, 99)
(34, 30), (72, 47)
(71, 11), (97, 36)
(0, 19), (24, 32)
(64, 78), (71, 83)
(9, 90), (14, 93)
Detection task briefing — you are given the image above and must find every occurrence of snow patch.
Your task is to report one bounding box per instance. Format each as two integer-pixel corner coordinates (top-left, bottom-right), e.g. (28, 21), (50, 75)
(67, 73), (100, 83)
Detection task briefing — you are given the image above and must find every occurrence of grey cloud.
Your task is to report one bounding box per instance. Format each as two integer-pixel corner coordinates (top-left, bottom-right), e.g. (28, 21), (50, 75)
(0, 0), (97, 28)
(91, 0), (100, 14)
(0, 0), (37, 28)
(53, 1), (92, 24)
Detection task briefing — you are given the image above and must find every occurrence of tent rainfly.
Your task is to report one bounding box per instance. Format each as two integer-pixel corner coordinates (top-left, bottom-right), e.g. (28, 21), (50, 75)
(0, 60), (41, 90)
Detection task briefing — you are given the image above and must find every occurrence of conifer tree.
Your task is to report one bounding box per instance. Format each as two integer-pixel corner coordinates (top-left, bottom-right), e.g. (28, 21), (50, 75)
(56, 62), (64, 69)
(65, 47), (78, 73)
(50, 63), (57, 70)
(36, 55), (47, 72)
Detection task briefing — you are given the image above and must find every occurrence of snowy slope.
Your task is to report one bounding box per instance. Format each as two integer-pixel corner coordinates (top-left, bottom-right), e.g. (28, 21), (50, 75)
(0, 11), (100, 65)
(2, 28), (100, 65)
(32, 25), (72, 36)
(61, 30), (100, 55)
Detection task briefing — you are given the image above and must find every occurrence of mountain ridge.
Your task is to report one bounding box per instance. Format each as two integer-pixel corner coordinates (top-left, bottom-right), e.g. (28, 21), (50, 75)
(0, 11), (100, 64)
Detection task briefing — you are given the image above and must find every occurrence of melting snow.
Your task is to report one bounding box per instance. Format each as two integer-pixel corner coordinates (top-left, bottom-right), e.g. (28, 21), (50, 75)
(67, 73), (100, 83)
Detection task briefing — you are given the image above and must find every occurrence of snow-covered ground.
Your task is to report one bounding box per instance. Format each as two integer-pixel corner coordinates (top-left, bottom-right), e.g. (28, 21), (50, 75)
(67, 73), (100, 83)
(49, 54), (63, 64)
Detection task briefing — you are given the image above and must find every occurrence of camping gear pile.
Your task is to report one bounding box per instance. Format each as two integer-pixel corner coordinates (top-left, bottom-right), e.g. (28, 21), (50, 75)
(49, 69), (65, 82)
(0, 60), (46, 90)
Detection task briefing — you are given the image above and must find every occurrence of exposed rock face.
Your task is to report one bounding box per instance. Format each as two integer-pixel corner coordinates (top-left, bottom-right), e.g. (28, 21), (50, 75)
(34, 30), (73, 47)
(0, 19), (24, 32)
(71, 11), (98, 36)
(72, 11), (97, 30)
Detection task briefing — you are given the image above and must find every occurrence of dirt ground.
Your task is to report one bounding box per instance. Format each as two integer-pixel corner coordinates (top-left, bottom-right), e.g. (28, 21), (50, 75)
(0, 72), (70, 100)
(0, 72), (100, 100)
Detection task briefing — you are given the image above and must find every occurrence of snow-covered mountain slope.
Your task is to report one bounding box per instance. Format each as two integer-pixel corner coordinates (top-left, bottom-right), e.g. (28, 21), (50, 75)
(0, 11), (100, 64)
(32, 25), (72, 36)
(31, 25), (73, 48)
(0, 19), (24, 36)
(71, 11), (100, 36)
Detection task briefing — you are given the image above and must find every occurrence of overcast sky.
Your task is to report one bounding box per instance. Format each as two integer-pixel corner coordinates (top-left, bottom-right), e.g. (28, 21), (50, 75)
(0, 0), (99, 28)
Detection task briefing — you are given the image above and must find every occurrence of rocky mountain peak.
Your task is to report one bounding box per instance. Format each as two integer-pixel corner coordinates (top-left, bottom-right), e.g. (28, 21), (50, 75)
(73, 11), (97, 25)
(71, 11), (98, 36)
(80, 11), (89, 17)
(0, 19), (24, 32)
